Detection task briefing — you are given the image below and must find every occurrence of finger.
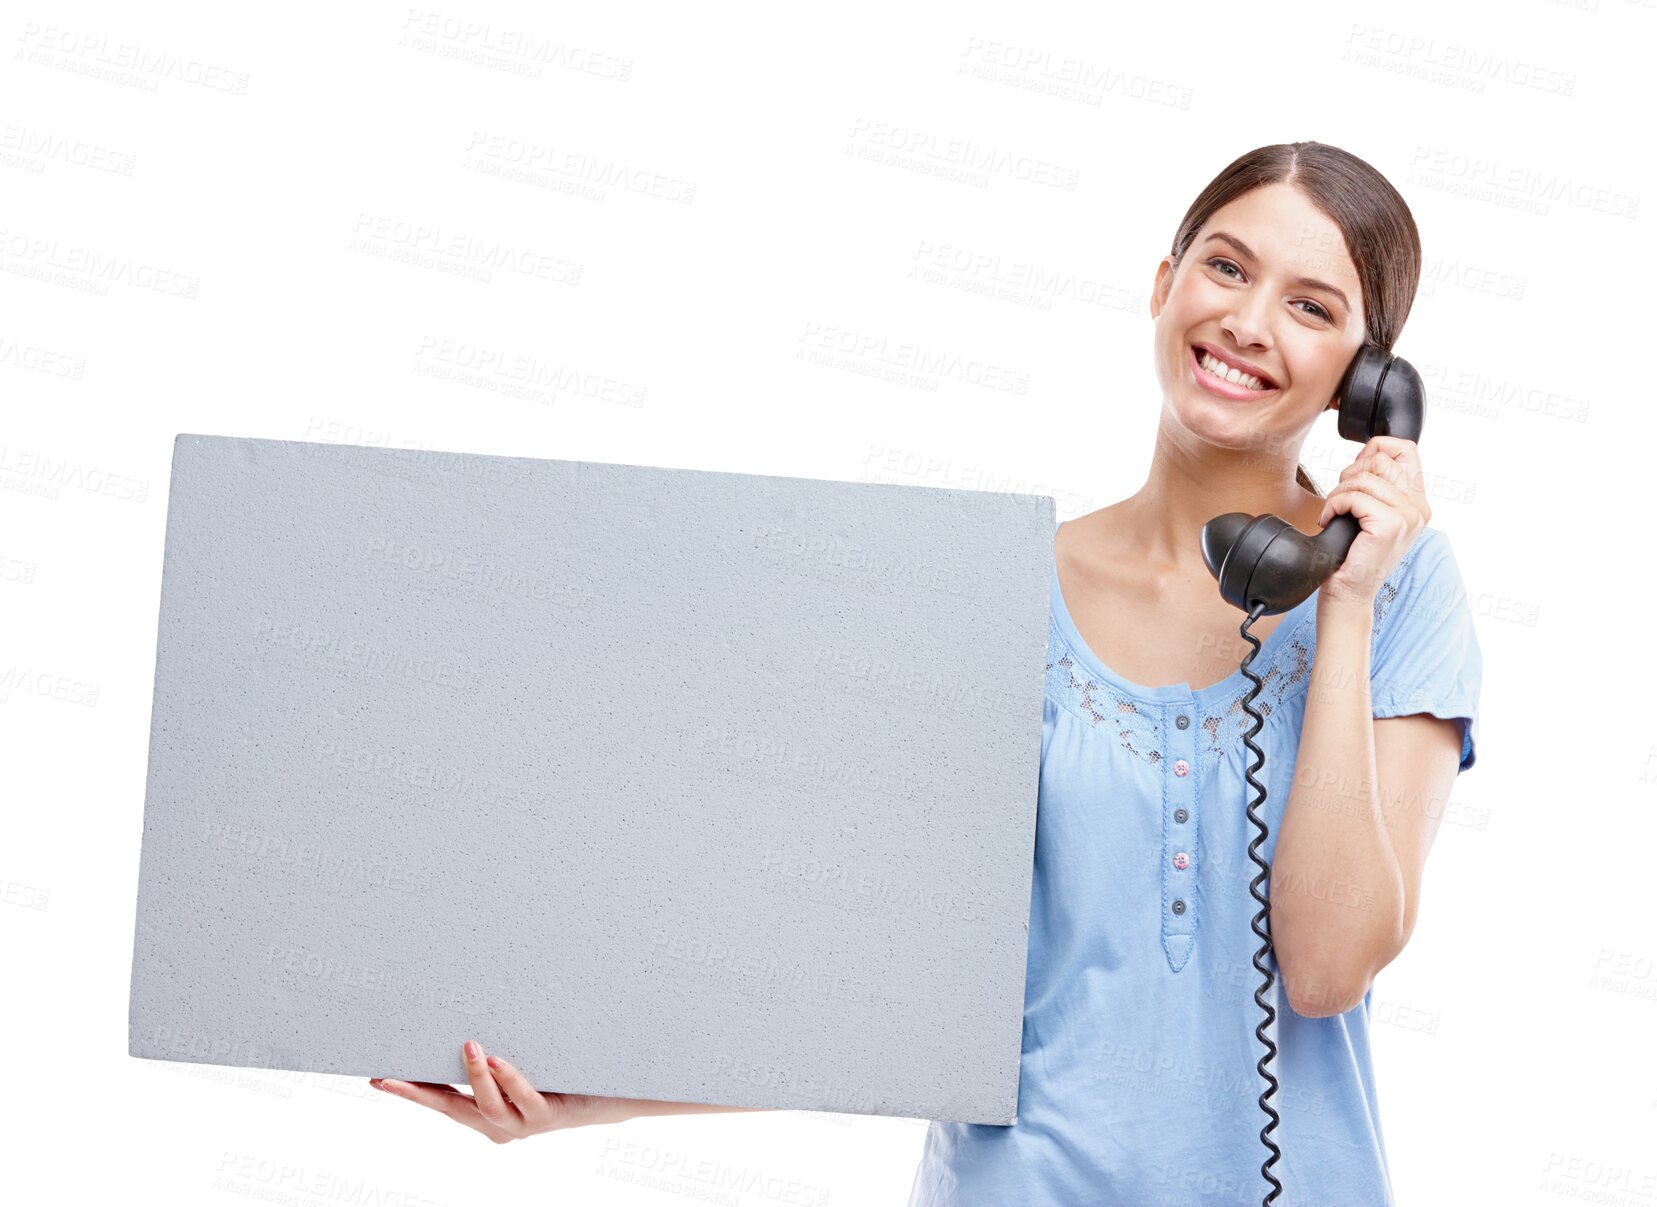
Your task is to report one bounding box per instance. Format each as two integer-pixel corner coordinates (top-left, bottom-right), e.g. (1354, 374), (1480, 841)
(1346, 440), (1406, 480)
(1352, 451), (1411, 492)
(1362, 434), (1420, 463)
(374, 1078), (508, 1141)
(1358, 460), (1429, 512)
(1318, 482), (1383, 533)
(483, 1053), (560, 1127)
(1326, 478), (1423, 537)
(1340, 446), (1388, 482)
(402, 1080), (472, 1096)
(1344, 443), (1408, 480)
(1317, 473), (1414, 527)
(1326, 472), (1402, 510)
(463, 1041), (521, 1131)
(372, 1077), (473, 1102)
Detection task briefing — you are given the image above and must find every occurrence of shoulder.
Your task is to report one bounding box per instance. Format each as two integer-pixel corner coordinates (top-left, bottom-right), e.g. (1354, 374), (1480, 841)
(1368, 525), (1482, 769)
(1056, 503), (1121, 547)
(1054, 502), (1134, 580)
(1369, 525), (1481, 697)
(1374, 526), (1467, 632)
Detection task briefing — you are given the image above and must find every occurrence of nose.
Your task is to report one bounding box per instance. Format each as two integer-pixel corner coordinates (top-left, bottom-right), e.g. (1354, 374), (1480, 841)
(1220, 289), (1274, 350)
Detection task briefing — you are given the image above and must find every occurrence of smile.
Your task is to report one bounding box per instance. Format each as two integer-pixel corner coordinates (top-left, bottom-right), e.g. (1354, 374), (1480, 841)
(1190, 344), (1280, 400)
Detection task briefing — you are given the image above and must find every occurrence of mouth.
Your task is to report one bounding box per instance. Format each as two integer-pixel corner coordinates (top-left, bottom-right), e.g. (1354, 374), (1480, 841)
(1190, 344), (1280, 400)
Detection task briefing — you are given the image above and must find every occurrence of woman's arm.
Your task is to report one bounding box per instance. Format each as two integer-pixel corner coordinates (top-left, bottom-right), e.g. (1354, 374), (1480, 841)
(1270, 436), (1474, 1020)
(1268, 596), (1407, 1020)
(1270, 592), (1464, 1020)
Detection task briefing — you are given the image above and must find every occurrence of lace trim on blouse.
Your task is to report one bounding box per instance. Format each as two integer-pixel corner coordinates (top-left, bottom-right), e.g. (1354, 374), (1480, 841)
(1045, 552), (1416, 776)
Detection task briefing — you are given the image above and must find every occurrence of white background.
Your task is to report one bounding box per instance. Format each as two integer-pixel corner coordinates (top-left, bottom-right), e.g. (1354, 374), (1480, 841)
(2, 1), (1651, 1204)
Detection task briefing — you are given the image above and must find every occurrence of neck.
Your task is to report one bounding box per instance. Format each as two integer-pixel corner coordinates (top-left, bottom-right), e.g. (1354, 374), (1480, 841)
(1113, 423), (1323, 572)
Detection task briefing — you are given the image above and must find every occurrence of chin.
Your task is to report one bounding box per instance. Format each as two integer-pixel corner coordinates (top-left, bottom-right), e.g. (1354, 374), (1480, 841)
(1171, 396), (1274, 448)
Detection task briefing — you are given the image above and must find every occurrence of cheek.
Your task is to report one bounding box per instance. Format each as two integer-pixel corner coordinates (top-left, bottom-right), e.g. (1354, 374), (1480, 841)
(1284, 339), (1348, 390)
(1157, 300), (1196, 350)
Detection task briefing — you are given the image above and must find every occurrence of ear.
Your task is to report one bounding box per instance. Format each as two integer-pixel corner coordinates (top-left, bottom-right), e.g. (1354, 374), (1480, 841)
(1150, 257), (1174, 319)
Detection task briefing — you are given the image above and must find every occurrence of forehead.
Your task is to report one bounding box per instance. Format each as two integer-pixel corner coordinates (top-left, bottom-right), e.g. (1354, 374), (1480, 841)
(1199, 184), (1360, 288)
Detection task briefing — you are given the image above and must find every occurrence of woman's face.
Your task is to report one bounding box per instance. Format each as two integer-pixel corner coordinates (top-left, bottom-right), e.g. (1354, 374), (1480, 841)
(1150, 181), (1368, 461)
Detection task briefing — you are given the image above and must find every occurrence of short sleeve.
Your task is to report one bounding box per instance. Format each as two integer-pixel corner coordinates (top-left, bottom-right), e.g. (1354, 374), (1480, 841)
(1368, 528), (1482, 772)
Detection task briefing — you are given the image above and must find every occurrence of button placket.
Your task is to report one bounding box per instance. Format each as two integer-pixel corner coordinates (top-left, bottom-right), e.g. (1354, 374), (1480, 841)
(1164, 704), (1198, 973)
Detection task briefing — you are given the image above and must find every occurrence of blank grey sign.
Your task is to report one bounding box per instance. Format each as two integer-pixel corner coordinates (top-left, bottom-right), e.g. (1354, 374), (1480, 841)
(128, 433), (1053, 1124)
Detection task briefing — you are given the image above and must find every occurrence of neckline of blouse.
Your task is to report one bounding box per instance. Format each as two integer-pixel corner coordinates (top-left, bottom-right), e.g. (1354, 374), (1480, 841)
(1049, 518), (1321, 709)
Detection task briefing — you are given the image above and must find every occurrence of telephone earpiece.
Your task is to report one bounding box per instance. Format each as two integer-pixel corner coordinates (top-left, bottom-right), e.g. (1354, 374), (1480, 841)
(1199, 343), (1426, 616)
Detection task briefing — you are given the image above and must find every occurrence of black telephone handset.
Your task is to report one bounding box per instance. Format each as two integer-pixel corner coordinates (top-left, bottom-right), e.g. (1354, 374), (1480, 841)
(1201, 344), (1427, 617)
(1198, 343), (1426, 1207)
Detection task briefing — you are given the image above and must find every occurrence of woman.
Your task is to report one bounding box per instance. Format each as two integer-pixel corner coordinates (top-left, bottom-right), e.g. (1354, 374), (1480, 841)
(369, 142), (1483, 1206)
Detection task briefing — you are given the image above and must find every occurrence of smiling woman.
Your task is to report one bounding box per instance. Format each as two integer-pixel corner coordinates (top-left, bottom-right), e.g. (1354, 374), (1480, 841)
(359, 140), (1480, 1207)
(1162, 144), (1423, 505)
(906, 142), (1481, 1207)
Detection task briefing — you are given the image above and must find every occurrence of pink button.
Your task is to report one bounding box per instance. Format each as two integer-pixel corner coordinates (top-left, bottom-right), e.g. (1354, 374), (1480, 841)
(1173, 852), (1189, 870)
(1173, 759), (1190, 777)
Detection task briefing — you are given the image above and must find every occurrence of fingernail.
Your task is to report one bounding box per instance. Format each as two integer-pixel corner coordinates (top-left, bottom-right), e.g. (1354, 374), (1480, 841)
(465, 1041), (481, 1059)
(486, 1055), (502, 1069)
(369, 1078), (382, 1089)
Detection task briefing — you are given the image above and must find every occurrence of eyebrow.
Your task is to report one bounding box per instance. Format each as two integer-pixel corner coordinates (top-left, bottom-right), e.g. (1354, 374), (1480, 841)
(1200, 231), (1351, 311)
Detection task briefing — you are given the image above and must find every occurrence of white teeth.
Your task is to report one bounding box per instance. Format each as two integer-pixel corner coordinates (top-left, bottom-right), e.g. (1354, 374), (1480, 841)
(1197, 349), (1271, 391)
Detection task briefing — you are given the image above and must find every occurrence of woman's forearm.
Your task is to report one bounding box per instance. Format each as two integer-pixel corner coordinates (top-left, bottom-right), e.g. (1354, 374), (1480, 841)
(1269, 596), (1406, 1016)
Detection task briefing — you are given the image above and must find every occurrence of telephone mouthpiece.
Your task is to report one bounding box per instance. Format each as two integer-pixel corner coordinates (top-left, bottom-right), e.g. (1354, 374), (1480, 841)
(1200, 510), (1363, 616)
(1200, 512), (1252, 583)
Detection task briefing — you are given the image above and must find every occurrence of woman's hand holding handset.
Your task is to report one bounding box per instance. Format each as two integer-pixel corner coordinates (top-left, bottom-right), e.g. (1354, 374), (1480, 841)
(370, 1040), (768, 1144)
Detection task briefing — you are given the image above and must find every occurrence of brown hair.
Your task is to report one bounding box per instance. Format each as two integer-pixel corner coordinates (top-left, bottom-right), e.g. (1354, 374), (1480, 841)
(1167, 141), (1422, 499)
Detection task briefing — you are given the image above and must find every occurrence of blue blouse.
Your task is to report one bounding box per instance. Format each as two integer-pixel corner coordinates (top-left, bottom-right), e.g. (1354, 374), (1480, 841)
(908, 519), (1482, 1206)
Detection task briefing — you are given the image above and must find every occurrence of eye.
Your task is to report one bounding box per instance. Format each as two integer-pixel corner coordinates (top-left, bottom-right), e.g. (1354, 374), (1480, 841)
(1206, 258), (1333, 321)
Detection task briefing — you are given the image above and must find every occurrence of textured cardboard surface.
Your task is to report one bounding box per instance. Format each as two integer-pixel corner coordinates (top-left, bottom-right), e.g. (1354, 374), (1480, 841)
(128, 433), (1053, 1123)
